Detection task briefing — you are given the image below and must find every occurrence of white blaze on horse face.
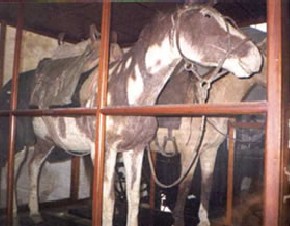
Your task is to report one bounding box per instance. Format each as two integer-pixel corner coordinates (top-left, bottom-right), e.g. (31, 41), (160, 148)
(128, 64), (144, 105)
(145, 38), (179, 74)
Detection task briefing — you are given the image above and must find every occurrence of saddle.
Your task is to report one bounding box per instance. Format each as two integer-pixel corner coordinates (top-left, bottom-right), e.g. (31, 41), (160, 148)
(30, 39), (100, 108)
(29, 36), (123, 109)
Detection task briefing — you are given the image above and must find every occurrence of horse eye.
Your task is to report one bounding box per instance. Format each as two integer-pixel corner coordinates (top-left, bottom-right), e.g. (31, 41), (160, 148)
(204, 13), (211, 18)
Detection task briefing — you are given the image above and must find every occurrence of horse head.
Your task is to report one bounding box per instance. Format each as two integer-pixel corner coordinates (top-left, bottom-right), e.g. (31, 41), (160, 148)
(173, 4), (262, 78)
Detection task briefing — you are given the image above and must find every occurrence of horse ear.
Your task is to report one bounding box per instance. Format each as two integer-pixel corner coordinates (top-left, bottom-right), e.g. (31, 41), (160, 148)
(58, 32), (65, 46)
(90, 24), (101, 42)
(257, 38), (267, 56)
(110, 43), (123, 62)
(111, 31), (118, 44)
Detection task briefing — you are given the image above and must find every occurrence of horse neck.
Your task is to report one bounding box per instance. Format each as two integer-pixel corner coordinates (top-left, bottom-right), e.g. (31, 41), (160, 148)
(108, 35), (181, 106)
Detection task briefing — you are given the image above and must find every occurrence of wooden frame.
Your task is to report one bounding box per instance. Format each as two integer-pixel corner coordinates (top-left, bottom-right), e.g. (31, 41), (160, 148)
(1, 0), (287, 226)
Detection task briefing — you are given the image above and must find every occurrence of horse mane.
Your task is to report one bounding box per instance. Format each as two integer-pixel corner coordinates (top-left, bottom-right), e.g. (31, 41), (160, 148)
(136, 11), (173, 49)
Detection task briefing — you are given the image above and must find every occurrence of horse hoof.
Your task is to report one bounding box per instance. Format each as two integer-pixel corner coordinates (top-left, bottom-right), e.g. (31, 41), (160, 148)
(30, 214), (44, 224)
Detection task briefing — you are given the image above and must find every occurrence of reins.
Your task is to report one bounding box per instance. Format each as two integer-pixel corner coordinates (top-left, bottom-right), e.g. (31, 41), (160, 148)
(146, 115), (207, 189)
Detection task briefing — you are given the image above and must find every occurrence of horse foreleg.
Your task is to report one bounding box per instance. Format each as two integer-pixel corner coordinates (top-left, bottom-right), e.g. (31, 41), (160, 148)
(28, 138), (54, 223)
(100, 149), (117, 226)
(11, 147), (28, 218)
(123, 148), (144, 226)
(198, 146), (219, 226)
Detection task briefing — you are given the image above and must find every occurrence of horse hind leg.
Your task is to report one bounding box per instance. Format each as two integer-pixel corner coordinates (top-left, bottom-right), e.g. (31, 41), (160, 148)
(9, 147), (28, 220)
(28, 138), (54, 223)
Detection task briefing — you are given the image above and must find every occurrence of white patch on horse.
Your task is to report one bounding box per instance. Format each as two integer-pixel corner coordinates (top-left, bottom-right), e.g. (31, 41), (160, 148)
(125, 57), (132, 69)
(106, 115), (114, 128)
(33, 118), (50, 140)
(128, 65), (144, 105)
(107, 93), (112, 105)
(198, 203), (210, 226)
(177, 36), (202, 62)
(145, 38), (179, 74)
(57, 118), (92, 151)
(33, 117), (91, 152)
(223, 58), (253, 78)
(115, 63), (122, 75)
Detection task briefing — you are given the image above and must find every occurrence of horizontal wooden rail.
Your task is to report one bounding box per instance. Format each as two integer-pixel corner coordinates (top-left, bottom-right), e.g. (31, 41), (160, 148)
(101, 102), (267, 116)
(0, 102), (268, 117)
(0, 198), (90, 215)
(229, 121), (265, 129)
(0, 107), (98, 116)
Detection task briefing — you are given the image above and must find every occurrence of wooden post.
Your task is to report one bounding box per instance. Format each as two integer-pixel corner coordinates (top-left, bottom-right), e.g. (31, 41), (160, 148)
(279, 0), (290, 225)
(70, 156), (81, 201)
(265, 0), (283, 225)
(0, 20), (6, 87)
(225, 121), (235, 226)
(92, 1), (111, 226)
(6, 4), (23, 226)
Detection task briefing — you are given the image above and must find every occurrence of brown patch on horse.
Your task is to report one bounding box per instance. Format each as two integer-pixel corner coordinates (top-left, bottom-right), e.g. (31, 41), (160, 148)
(58, 117), (66, 139)
(75, 116), (95, 142)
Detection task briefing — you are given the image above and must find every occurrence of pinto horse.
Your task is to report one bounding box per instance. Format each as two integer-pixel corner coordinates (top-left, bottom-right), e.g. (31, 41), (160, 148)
(0, 31), (122, 221)
(9, 4), (261, 226)
(153, 39), (266, 226)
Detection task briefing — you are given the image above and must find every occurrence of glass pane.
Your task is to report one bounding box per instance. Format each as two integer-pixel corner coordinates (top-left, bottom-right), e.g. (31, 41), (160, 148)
(150, 114), (265, 225)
